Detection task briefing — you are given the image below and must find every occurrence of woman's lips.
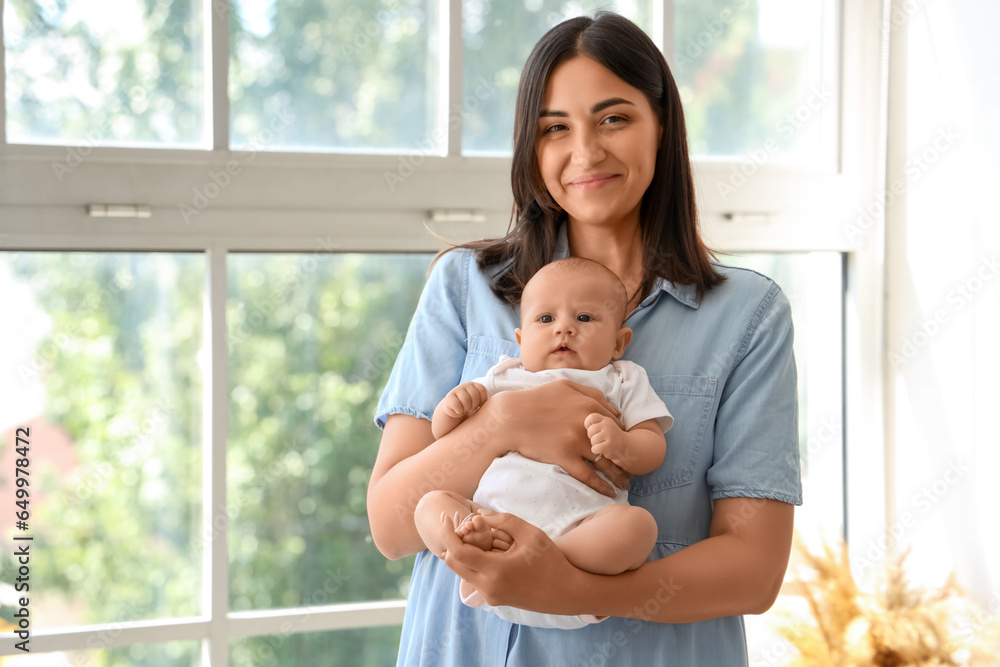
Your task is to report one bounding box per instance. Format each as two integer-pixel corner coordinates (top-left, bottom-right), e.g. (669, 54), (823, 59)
(568, 173), (619, 190)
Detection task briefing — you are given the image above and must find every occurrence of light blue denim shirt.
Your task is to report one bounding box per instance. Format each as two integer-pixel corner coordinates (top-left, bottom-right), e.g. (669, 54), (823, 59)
(375, 230), (802, 667)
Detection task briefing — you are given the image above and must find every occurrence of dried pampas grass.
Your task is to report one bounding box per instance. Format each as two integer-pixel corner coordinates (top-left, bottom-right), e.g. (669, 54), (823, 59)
(775, 535), (1000, 666)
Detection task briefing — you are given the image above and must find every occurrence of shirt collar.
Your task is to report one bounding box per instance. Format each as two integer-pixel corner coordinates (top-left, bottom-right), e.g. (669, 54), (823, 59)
(552, 224), (702, 310)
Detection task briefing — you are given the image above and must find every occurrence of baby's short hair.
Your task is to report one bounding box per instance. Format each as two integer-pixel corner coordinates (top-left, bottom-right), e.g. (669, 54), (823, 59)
(523, 257), (629, 324)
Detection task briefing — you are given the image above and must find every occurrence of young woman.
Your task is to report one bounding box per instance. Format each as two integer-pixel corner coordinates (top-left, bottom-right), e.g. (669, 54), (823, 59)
(367, 11), (801, 666)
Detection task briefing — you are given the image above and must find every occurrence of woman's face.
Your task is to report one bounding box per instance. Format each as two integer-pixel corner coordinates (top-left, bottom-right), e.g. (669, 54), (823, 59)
(535, 55), (662, 231)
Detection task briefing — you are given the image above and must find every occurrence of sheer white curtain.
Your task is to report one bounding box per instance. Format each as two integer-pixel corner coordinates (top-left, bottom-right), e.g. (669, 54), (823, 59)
(885, 0), (1000, 605)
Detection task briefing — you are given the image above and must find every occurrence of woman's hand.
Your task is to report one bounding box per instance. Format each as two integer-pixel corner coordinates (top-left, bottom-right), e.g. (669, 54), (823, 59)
(439, 510), (590, 615)
(480, 379), (629, 496)
(369, 380), (628, 559)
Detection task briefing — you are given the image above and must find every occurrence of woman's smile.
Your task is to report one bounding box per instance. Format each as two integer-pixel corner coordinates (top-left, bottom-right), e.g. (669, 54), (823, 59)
(567, 173), (620, 190)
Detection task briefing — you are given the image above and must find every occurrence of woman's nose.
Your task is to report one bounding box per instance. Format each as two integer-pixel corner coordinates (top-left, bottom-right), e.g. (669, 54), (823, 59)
(571, 129), (605, 167)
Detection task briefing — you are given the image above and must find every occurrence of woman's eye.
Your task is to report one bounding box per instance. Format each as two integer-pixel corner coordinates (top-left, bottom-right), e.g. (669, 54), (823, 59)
(539, 315), (554, 323)
(577, 314), (593, 322)
(542, 123), (567, 134)
(602, 115), (627, 126)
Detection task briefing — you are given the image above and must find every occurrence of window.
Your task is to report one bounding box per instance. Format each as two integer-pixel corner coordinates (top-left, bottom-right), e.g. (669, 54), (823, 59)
(1, 0), (883, 663)
(675, 0), (839, 165)
(0, 251), (429, 665)
(0, 253), (203, 627)
(226, 253), (430, 616)
(229, 1), (440, 152)
(4, 0), (206, 147)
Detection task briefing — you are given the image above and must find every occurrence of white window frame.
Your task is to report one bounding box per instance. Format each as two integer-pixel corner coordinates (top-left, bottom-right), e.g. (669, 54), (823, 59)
(0, 0), (889, 663)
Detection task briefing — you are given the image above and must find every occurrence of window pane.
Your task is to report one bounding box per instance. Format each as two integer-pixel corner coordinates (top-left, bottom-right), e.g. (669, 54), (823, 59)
(231, 627), (401, 666)
(227, 253), (431, 611)
(675, 0), (838, 164)
(2, 0), (206, 147)
(722, 251), (844, 536)
(228, 0), (439, 152)
(462, 0), (653, 155)
(4, 641), (202, 667)
(722, 252), (844, 661)
(0, 253), (203, 627)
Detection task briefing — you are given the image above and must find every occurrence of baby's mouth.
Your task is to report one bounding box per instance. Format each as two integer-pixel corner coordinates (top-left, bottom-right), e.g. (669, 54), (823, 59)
(554, 344), (574, 353)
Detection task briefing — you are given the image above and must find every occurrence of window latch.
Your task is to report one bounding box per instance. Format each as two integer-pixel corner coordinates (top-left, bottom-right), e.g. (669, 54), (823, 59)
(87, 204), (152, 218)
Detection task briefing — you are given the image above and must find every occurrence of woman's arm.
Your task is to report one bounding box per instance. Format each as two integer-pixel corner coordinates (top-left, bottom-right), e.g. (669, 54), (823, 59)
(439, 496), (794, 623)
(368, 380), (627, 560)
(369, 413), (499, 559)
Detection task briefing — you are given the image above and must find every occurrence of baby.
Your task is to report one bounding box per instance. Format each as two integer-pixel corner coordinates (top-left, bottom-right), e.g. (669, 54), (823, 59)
(414, 257), (672, 629)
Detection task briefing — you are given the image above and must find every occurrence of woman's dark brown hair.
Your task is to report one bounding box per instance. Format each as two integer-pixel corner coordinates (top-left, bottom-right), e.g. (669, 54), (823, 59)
(454, 11), (724, 305)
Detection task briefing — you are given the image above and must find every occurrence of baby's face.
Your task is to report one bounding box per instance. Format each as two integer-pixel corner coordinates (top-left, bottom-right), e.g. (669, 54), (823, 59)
(516, 268), (630, 373)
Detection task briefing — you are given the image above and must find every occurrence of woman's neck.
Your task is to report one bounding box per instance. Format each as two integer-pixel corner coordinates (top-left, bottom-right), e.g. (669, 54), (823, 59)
(566, 220), (647, 308)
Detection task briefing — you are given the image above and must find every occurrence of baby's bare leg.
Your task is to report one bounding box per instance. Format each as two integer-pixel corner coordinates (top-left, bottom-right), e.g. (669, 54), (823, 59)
(554, 504), (658, 574)
(414, 490), (495, 554)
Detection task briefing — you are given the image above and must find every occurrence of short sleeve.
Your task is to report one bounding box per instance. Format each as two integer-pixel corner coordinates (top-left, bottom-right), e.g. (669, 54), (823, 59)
(707, 285), (803, 505)
(374, 250), (469, 429)
(615, 361), (674, 433)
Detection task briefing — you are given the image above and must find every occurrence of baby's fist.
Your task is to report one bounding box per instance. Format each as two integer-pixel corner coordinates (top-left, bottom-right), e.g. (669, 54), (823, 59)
(585, 412), (625, 458)
(445, 382), (488, 418)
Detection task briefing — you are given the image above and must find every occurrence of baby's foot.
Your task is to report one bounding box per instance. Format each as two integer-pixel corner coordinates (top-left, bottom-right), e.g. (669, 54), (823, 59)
(455, 513), (493, 551)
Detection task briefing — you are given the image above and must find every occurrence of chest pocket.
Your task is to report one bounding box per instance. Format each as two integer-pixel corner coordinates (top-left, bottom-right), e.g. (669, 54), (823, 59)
(630, 375), (717, 495)
(461, 335), (520, 383)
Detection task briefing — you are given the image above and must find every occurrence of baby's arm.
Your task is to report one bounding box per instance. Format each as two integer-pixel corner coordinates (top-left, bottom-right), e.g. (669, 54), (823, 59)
(584, 415), (666, 476)
(431, 381), (489, 439)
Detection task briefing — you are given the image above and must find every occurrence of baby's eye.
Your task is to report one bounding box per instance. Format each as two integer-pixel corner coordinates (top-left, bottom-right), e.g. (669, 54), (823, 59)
(539, 314), (554, 323)
(577, 314), (593, 322)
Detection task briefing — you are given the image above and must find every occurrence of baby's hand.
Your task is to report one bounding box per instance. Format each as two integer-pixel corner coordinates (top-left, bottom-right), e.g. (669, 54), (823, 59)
(584, 412), (628, 463)
(444, 382), (488, 419)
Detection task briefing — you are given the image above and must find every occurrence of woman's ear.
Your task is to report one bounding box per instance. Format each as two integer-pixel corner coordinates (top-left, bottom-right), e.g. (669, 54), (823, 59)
(612, 327), (633, 359)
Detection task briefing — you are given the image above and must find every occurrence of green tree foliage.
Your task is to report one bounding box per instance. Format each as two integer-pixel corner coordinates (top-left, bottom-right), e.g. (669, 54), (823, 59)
(226, 253), (426, 616)
(4, 252), (203, 666)
(4, 0), (205, 145)
(674, 0), (820, 157)
(5, 0), (824, 156)
(228, 0), (437, 150)
(4, 250), (427, 666)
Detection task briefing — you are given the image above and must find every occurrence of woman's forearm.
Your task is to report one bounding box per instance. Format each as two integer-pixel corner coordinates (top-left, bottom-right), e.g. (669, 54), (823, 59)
(583, 537), (784, 622)
(567, 498), (793, 622)
(367, 411), (508, 559)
